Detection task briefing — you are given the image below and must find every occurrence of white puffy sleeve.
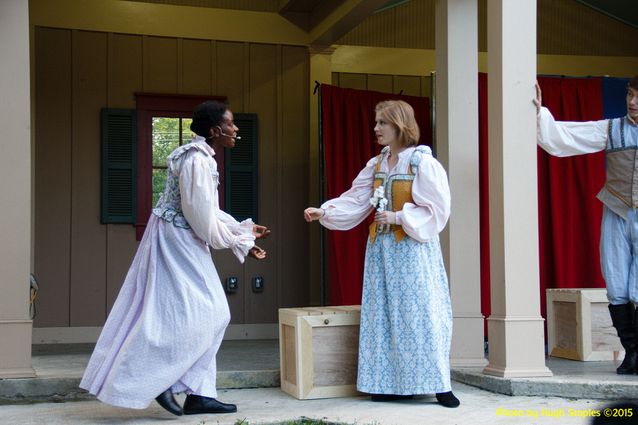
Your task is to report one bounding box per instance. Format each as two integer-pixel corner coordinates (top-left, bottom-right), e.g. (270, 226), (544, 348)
(537, 106), (607, 157)
(395, 154), (451, 242)
(217, 209), (255, 236)
(179, 151), (255, 262)
(318, 157), (377, 231)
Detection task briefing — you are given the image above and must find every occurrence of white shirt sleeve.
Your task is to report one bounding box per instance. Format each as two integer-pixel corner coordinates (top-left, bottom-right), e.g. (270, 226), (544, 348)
(537, 106), (607, 157)
(395, 154), (451, 242)
(179, 152), (255, 263)
(318, 157), (376, 231)
(217, 208), (255, 236)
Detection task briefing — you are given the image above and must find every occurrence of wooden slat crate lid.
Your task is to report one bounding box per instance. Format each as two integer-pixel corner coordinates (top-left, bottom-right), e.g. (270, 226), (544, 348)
(279, 305), (361, 316)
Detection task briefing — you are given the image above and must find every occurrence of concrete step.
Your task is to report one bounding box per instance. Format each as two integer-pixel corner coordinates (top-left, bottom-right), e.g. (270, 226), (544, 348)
(2, 341), (637, 405)
(0, 340), (280, 404)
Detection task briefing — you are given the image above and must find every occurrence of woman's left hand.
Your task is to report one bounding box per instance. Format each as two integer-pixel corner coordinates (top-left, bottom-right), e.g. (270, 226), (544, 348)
(253, 224), (271, 239)
(533, 81), (542, 114)
(374, 211), (396, 225)
(248, 245), (267, 260)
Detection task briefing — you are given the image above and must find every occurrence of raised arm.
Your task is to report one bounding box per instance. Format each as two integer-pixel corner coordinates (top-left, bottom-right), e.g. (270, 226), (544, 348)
(535, 83), (607, 157)
(305, 156), (377, 231)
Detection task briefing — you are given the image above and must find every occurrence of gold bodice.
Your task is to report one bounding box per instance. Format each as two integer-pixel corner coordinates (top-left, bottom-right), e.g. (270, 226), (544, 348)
(369, 149), (416, 243)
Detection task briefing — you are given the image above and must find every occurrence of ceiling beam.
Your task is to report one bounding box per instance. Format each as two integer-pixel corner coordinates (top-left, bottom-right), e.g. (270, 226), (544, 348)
(308, 0), (388, 45)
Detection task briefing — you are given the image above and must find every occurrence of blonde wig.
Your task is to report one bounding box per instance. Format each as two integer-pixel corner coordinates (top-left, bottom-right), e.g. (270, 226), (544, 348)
(375, 100), (420, 147)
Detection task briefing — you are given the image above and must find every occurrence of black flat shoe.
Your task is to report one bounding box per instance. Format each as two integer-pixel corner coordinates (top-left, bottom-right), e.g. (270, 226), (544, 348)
(183, 394), (237, 414)
(371, 394), (414, 402)
(616, 349), (637, 375)
(155, 389), (183, 416)
(436, 391), (460, 408)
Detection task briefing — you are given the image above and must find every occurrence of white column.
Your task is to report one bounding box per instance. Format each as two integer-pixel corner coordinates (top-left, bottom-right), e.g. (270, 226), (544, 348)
(484, 0), (551, 377)
(0, 0), (35, 378)
(435, 0), (486, 367)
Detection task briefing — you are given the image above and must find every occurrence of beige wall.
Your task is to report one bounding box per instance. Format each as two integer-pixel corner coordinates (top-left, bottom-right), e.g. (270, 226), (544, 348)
(33, 28), (309, 328)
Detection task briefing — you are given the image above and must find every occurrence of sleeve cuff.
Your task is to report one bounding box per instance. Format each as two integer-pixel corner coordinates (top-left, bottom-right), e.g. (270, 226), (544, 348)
(230, 233), (256, 263)
(395, 210), (403, 225)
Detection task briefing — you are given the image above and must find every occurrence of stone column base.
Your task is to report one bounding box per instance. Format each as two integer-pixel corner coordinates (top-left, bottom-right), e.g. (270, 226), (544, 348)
(0, 320), (35, 378)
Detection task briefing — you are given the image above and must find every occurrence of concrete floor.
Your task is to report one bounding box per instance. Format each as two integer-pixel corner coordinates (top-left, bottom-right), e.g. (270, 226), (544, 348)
(0, 340), (637, 424)
(0, 384), (634, 425)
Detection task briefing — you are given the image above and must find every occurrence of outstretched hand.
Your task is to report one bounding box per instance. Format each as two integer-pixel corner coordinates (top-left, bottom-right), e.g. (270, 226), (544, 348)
(533, 81), (542, 113)
(249, 245), (267, 260)
(253, 224), (271, 239)
(304, 207), (324, 223)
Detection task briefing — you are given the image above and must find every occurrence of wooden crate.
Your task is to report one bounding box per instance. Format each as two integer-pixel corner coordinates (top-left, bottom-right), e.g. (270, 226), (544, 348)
(279, 305), (361, 399)
(546, 288), (624, 361)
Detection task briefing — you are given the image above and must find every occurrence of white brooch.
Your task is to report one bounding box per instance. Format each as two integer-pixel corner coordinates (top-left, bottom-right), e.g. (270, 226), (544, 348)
(370, 185), (388, 212)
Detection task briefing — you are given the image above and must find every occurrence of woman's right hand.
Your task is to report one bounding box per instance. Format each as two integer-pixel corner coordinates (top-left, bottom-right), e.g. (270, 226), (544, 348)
(304, 207), (324, 222)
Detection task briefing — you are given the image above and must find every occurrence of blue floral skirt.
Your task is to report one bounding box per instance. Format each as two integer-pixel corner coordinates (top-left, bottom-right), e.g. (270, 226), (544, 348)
(357, 233), (452, 395)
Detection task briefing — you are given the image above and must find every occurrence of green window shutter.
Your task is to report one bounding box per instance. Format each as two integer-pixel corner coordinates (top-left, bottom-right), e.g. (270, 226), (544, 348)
(225, 113), (258, 222)
(101, 108), (137, 224)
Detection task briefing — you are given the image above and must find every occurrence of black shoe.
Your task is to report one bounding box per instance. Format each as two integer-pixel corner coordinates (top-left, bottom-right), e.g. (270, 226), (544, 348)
(370, 394), (414, 402)
(609, 304), (638, 375)
(155, 389), (183, 416)
(436, 391), (460, 408)
(183, 394), (237, 414)
(617, 349), (638, 375)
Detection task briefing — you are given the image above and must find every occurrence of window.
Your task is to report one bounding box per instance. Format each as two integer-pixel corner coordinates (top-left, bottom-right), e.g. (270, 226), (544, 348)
(151, 116), (192, 206)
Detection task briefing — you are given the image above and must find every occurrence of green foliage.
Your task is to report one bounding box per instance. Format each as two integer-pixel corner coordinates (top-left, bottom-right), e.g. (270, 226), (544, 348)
(151, 117), (193, 206)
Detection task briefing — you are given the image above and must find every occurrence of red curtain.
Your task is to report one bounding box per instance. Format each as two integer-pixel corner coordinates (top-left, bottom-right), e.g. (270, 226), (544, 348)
(320, 84), (432, 305)
(479, 75), (607, 326)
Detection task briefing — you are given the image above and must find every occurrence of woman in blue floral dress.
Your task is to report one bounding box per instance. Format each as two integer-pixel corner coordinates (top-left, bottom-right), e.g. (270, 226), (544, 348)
(304, 100), (459, 408)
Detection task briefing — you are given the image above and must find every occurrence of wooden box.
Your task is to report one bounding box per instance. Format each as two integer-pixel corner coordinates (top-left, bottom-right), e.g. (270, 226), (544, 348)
(278, 305), (361, 399)
(546, 288), (623, 361)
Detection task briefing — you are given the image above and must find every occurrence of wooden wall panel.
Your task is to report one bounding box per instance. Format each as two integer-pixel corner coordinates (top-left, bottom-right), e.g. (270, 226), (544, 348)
(107, 34), (143, 108)
(420, 76), (432, 98)
(393, 75), (421, 97)
(334, 73), (433, 99)
(128, 0), (279, 12)
(537, 0), (638, 56)
(70, 30), (108, 326)
(337, 0), (638, 57)
(34, 27), (72, 327)
(105, 227), (139, 314)
(211, 250), (244, 324)
(338, 73), (367, 90)
(213, 40), (247, 323)
(216, 41), (246, 111)
(394, 0), (435, 49)
(144, 36), (178, 93)
(106, 33), (143, 312)
(367, 74), (393, 94)
(278, 45), (309, 309)
(182, 39), (212, 95)
(331, 73), (340, 87)
(244, 43), (278, 324)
